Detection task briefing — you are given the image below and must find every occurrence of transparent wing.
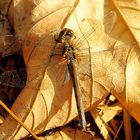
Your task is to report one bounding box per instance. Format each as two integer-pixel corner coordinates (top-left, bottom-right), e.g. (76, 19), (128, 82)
(76, 42), (133, 75)
(73, 10), (117, 49)
(25, 10), (116, 87)
(46, 10), (118, 86)
(0, 56), (70, 88)
(0, 62), (47, 88)
(46, 55), (71, 86)
(75, 41), (139, 95)
(0, 5), (71, 58)
(0, 5), (73, 87)
(0, 42), (137, 89)
(52, 10), (117, 56)
(23, 6), (72, 62)
(0, 10), (135, 89)
(0, 68), (27, 88)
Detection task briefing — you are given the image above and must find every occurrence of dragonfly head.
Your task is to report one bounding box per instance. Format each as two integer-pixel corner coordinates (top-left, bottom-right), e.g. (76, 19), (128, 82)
(56, 28), (74, 43)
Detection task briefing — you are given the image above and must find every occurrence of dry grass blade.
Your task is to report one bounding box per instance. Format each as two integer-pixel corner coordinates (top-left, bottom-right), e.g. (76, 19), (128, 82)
(0, 100), (42, 140)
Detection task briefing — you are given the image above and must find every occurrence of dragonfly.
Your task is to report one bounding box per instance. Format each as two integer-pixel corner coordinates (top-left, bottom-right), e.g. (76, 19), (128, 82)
(0, 10), (136, 129)
(52, 27), (87, 130)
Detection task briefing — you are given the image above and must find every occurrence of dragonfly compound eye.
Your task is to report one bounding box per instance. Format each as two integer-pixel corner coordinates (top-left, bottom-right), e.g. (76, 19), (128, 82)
(65, 31), (74, 37)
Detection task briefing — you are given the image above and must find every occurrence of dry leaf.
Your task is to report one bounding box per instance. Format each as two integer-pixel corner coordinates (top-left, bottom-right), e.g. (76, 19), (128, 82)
(90, 102), (122, 139)
(96, 103), (122, 123)
(41, 127), (95, 140)
(116, 0), (140, 41)
(0, 0), (140, 139)
(91, 110), (112, 140)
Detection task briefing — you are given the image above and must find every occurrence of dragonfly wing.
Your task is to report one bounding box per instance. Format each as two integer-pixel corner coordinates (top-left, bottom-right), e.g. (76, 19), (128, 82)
(70, 11), (118, 89)
(44, 11), (117, 89)
(0, 69), (27, 88)
(73, 10), (117, 50)
(73, 10), (139, 94)
(26, 68), (46, 89)
(63, 65), (71, 84)
(47, 55), (71, 86)
(0, 55), (70, 88)
(70, 10), (118, 91)
(77, 41), (139, 94)
(0, 65), (47, 89)
(23, 6), (72, 62)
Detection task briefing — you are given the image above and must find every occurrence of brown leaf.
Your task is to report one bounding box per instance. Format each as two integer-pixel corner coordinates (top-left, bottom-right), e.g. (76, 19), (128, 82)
(1, 0), (140, 139)
(96, 103), (122, 123)
(43, 127), (95, 140)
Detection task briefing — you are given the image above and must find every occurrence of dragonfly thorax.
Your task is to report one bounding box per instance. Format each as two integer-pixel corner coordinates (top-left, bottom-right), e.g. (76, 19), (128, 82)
(56, 28), (76, 64)
(63, 45), (76, 64)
